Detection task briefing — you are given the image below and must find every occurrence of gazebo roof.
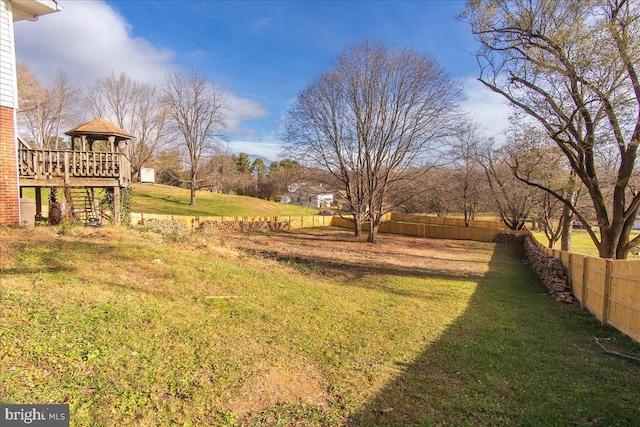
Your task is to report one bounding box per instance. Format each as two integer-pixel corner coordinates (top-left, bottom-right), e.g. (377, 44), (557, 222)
(65, 117), (134, 141)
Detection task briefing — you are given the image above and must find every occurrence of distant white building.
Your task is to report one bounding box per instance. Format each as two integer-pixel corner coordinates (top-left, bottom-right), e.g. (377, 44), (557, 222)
(280, 181), (334, 208)
(140, 168), (155, 183)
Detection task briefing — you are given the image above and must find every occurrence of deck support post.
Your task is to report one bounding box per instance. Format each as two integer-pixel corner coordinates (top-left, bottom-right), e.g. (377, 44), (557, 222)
(35, 188), (42, 218)
(113, 186), (121, 226)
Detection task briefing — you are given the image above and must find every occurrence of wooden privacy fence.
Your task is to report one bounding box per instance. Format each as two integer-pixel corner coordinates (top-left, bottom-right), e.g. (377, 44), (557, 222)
(530, 236), (640, 343)
(389, 213), (509, 230)
(332, 213), (527, 242)
(133, 212), (514, 241)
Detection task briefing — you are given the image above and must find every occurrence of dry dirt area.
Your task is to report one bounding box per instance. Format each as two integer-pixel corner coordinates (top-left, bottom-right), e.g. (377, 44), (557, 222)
(223, 228), (494, 279)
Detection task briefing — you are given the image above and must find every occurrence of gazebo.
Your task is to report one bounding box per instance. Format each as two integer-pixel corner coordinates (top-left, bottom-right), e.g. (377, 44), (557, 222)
(65, 117), (134, 154)
(18, 117), (133, 225)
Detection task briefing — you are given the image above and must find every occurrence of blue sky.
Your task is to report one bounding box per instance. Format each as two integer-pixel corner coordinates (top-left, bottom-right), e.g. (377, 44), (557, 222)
(14, 0), (510, 161)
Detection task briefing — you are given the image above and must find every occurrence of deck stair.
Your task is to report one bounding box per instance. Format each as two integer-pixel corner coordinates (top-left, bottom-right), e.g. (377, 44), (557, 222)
(68, 188), (102, 226)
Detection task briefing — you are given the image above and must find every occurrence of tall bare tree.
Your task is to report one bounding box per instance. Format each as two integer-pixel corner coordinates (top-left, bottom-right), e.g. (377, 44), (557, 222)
(200, 154), (240, 193)
(283, 40), (461, 242)
(163, 70), (228, 206)
(450, 121), (488, 226)
(478, 140), (535, 230)
(88, 72), (168, 181)
(461, 0), (640, 258)
(505, 117), (587, 250)
(17, 65), (81, 149)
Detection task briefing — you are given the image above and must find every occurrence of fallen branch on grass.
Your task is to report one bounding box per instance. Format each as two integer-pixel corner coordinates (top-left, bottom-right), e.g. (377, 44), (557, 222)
(205, 295), (251, 299)
(594, 337), (640, 362)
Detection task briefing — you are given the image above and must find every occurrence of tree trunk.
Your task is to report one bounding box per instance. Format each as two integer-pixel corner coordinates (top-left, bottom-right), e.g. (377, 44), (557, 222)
(463, 205), (470, 227)
(615, 211), (639, 259)
(367, 219), (379, 243)
(353, 214), (362, 237)
(64, 186), (77, 223)
(598, 226), (619, 259)
(560, 204), (573, 252)
(599, 240), (616, 259)
(189, 182), (197, 206)
(190, 169), (197, 206)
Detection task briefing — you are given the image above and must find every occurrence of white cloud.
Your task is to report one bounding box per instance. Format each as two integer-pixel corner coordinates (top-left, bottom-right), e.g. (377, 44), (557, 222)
(225, 95), (270, 134)
(13, 0), (271, 139)
(250, 17), (271, 33)
(228, 140), (281, 161)
(13, 0), (174, 86)
(461, 77), (513, 142)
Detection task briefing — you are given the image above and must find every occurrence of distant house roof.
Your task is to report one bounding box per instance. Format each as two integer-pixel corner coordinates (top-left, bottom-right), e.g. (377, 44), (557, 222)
(11, 0), (62, 22)
(287, 181), (334, 196)
(65, 117), (134, 141)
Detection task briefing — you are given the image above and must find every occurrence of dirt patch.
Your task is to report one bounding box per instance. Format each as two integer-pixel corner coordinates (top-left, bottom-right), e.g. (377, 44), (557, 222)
(223, 229), (493, 279)
(227, 363), (328, 415)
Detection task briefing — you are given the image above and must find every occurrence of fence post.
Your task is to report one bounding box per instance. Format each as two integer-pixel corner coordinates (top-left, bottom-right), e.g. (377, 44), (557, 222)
(566, 253), (572, 290)
(581, 256), (588, 309)
(602, 259), (613, 325)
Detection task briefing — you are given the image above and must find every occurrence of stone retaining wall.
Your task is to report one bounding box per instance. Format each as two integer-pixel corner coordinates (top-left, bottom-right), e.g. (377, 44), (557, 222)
(198, 220), (291, 234)
(523, 235), (573, 303)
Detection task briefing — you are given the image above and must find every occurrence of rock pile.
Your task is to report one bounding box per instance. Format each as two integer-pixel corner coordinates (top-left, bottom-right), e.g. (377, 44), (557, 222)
(523, 236), (573, 303)
(138, 218), (189, 235)
(198, 220), (291, 234)
(492, 233), (525, 244)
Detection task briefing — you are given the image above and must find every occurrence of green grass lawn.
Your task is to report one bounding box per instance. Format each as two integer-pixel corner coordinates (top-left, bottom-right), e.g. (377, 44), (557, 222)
(21, 184), (318, 218)
(129, 184), (316, 217)
(1, 226), (639, 426)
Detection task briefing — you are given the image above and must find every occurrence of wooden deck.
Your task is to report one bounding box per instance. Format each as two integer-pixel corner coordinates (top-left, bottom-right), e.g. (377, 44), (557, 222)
(18, 148), (131, 188)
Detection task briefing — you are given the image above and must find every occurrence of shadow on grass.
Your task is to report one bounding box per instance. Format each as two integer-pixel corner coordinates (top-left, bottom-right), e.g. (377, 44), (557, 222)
(347, 243), (640, 426)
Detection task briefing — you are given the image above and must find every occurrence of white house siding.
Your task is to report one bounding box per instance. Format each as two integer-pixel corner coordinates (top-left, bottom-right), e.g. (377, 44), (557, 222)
(317, 194), (333, 208)
(0, 0), (17, 109)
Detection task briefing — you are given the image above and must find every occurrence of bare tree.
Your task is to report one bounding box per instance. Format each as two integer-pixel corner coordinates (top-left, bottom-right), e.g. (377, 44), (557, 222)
(163, 70), (228, 206)
(153, 149), (184, 187)
(17, 65), (81, 149)
(200, 154), (240, 194)
(478, 141), (535, 230)
(461, 0), (640, 258)
(450, 121), (488, 226)
(505, 117), (588, 249)
(283, 40), (461, 242)
(426, 171), (457, 217)
(88, 72), (168, 181)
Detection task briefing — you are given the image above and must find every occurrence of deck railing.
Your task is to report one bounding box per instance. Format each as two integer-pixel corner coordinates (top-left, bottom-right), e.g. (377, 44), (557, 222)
(18, 149), (129, 181)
